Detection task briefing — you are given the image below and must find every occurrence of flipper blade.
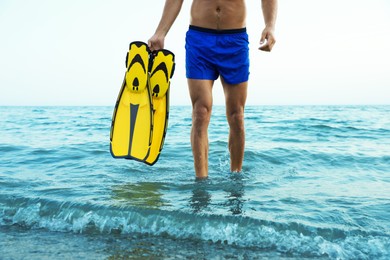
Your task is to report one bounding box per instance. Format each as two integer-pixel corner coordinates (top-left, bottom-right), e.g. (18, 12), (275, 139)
(110, 42), (153, 161)
(145, 50), (175, 165)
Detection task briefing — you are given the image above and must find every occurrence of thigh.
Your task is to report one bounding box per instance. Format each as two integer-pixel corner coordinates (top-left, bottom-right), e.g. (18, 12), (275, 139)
(188, 79), (214, 109)
(221, 78), (248, 115)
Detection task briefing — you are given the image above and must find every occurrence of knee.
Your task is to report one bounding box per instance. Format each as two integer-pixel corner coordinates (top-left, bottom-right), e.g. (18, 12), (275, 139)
(192, 104), (212, 127)
(227, 109), (245, 132)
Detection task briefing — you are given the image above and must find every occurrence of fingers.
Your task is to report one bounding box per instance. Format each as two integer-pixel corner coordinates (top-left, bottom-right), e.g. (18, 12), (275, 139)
(259, 38), (275, 52)
(259, 42), (270, 52)
(148, 35), (164, 52)
(259, 30), (267, 46)
(147, 39), (156, 52)
(147, 39), (154, 51)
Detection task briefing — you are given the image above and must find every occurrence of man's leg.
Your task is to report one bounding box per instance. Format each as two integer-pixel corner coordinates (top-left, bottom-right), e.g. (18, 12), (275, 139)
(188, 79), (214, 179)
(221, 78), (248, 172)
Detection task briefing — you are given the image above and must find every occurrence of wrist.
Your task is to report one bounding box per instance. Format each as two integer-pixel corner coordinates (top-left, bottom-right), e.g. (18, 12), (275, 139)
(264, 24), (276, 31)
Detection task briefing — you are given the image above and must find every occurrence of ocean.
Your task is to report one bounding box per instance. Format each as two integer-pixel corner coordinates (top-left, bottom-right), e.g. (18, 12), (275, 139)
(0, 105), (389, 259)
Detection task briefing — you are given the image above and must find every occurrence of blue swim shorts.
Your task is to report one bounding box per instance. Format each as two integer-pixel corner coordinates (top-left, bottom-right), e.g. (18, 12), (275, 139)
(185, 25), (250, 85)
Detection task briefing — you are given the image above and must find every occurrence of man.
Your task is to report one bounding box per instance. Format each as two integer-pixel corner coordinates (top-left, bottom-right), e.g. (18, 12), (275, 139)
(148, 0), (278, 179)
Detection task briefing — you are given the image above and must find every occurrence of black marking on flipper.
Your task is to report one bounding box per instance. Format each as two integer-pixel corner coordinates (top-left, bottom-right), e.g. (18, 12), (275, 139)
(153, 85), (160, 97)
(128, 54), (146, 73)
(133, 78), (139, 91)
(129, 104), (139, 156)
(151, 62), (169, 82)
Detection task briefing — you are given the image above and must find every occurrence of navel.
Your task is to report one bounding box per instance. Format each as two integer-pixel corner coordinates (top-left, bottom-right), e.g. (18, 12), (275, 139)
(216, 6), (221, 28)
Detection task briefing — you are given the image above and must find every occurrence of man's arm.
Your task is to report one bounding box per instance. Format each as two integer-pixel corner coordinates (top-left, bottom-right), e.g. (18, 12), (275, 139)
(148, 0), (184, 51)
(259, 0), (278, 52)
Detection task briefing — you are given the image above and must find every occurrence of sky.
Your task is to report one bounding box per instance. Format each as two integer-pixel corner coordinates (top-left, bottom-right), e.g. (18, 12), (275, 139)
(0, 0), (389, 106)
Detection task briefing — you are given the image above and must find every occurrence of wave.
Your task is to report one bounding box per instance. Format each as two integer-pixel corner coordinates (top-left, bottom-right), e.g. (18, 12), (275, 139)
(1, 196), (389, 259)
(244, 148), (390, 172)
(0, 144), (26, 153)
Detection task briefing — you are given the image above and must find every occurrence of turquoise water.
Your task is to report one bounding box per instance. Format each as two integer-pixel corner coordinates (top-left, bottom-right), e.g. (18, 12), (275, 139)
(0, 105), (389, 259)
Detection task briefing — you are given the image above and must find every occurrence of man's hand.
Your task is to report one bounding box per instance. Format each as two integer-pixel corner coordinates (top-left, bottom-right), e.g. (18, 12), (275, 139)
(148, 34), (165, 52)
(259, 27), (276, 52)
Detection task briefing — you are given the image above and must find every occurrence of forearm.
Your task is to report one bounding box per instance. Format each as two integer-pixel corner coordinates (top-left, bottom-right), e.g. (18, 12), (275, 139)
(154, 0), (184, 36)
(261, 0), (278, 29)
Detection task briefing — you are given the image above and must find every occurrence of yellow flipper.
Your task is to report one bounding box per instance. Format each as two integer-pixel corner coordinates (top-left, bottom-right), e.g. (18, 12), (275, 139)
(145, 49), (175, 165)
(110, 42), (153, 161)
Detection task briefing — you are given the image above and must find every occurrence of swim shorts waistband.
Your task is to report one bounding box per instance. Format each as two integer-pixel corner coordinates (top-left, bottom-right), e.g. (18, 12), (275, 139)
(189, 25), (246, 34)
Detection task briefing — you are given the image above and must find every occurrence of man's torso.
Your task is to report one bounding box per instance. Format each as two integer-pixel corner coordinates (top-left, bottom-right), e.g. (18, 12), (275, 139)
(190, 0), (246, 30)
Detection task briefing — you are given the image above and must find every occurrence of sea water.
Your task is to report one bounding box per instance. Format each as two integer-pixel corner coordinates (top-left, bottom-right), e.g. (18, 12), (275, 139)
(0, 105), (389, 259)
